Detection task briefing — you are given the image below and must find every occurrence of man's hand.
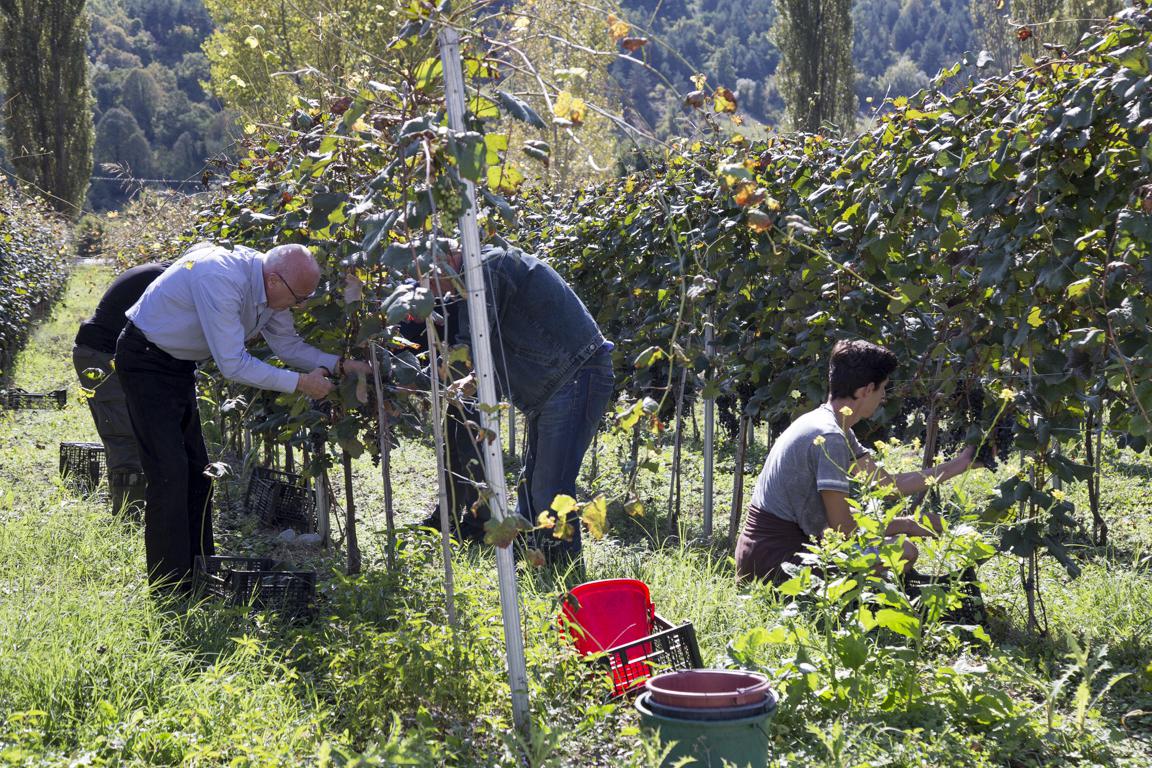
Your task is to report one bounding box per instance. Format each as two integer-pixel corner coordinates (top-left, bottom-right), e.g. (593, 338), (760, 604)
(296, 368), (334, 399)
(341, 359), (372, 378)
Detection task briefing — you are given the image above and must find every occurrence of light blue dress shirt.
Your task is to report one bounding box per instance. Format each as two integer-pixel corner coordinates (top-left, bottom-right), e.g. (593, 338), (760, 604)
(125, 243), (339, 393)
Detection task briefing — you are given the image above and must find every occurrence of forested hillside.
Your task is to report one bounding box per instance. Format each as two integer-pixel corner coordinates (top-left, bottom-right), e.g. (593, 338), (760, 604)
(615, 0), (1109, 133)
(0, 0), (1126, 210)
(85, 0), (233, 209)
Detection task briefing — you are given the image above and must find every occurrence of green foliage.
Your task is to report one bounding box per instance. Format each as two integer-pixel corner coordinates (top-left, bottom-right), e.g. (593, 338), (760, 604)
(0, 182), (71, 381)
(3, 263), (1152, 766)
(0, 0), (93, 216)
(201, 0), (410, 122)
(513, 4), (1152, 595)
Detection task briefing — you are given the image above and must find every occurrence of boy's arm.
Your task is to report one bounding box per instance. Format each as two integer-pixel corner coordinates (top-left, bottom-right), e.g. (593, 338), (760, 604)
(853, 447), (976, 496)
(820, 490), (857, 535)
(822, 489), (938, 539)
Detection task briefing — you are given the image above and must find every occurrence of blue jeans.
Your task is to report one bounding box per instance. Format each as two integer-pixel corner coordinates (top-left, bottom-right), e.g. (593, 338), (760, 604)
(516, 348), (615, 564)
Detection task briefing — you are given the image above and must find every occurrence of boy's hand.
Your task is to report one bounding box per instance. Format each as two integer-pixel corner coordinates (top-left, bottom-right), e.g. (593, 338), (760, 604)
(957, 445), (978, 470)
(887, 515), (938, 538)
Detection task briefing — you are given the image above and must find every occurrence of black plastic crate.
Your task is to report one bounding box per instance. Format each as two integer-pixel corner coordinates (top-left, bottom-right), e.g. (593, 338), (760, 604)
(194, 555), (316, 617)
(244, 466), (315, 531)
(599, 614), (704, 696)
(3, 388), (67, 410)
(59, 441), (107, 495)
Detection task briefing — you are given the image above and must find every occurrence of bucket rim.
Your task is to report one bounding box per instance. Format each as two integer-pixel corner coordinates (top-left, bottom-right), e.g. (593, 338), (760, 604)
(635, 691), (777, 727)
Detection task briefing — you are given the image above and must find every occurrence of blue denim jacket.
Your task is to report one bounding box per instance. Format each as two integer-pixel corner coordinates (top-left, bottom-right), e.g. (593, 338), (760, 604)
(455, 246), (606, 414)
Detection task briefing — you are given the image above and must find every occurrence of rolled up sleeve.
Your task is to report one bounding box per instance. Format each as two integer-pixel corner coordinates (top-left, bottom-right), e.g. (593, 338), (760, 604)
(813, 433), (853, 494)
(190, 271), (299, 393)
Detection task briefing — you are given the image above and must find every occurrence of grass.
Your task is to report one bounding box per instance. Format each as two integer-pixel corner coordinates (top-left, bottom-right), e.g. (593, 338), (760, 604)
(2, 263), (1152, 765)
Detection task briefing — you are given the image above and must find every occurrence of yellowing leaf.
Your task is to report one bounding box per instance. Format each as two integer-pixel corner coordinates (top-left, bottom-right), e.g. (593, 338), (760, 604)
(606, 13), (630, 41)
(624, 499), (645, 517)
(1026, 306), (1044, 328)
(536, 511), (556, 529)
(747, 209), (774, 233)
(487, 163), (524, 192)
(553, 91), (586, 125)
(690, 72), (707, 90)
(581, 495), (608, 540)
(732, 182), (764, 208)
(1066, 278), (1092, 300)
(468, 95), (500, 119)
(550, 494), (578, 515)
(714, 86), (738, 113)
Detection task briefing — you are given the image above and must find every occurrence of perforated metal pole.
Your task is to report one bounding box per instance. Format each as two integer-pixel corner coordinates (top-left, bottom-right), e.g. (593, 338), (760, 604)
(702, 316), (715, 539)
(439, 27), (530, 734)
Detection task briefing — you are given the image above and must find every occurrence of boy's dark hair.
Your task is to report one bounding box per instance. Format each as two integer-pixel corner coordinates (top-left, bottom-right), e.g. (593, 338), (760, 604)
(828, 340), (898, 399)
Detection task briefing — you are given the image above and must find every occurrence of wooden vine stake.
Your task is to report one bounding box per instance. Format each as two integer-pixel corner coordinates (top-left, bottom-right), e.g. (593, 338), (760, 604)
(370, 344), (398, 572)
(342, 450), (361, 575)
(312, 434), (330, 545)
(728, 413), (750, 550)
(667, 367), (688, 536)
(440, 27), (529, 735)
(1084, 405), (1107, 546)
(420, 329), (458, 627)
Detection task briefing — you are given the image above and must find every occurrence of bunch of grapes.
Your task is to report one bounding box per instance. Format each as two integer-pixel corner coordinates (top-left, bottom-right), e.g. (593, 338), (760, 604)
(939, 384), (1016, 470)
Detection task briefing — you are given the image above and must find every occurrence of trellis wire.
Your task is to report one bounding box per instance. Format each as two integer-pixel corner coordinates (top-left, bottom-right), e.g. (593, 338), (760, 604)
(419, 329), (458, 628)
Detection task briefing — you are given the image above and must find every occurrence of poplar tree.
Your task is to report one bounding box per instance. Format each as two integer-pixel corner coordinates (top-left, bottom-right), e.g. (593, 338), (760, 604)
(0, 0), (93, 216)
(772, 0), (856, 134)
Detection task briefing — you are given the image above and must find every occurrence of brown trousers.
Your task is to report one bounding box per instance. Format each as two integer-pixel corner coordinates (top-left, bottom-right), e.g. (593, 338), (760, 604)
(735, 506), (813, 585)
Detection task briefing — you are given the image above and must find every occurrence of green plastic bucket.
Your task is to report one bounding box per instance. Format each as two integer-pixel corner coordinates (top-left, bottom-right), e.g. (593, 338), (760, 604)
(635, 691), (774, 767)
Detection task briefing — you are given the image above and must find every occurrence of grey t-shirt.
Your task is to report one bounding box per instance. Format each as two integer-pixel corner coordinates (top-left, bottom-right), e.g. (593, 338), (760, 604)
(748, 404), (871, 538)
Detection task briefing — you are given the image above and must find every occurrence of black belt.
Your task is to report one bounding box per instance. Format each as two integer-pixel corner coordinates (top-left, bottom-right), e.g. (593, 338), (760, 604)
(120, 321), (192, 370)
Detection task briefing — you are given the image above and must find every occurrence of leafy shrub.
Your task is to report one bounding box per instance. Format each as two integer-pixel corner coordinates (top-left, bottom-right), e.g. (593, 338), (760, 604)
(0, 182), (71, 381)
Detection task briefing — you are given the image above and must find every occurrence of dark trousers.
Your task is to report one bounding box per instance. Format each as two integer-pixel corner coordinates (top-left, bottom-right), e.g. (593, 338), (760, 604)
(444, 400), (486, 539)
(115, 323), (214, 587)
(72, 344), (142, 475)
(515, 349), (615, 564)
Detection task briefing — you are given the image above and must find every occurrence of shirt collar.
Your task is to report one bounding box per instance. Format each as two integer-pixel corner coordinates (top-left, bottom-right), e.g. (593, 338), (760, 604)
(250, 253), (268, 308)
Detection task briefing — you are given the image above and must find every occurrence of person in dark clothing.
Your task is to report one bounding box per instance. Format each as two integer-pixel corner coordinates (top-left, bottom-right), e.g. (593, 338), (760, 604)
(398, 300), (488, 543)
(73, 262), (169, 513)
(428, 244), (615, 568)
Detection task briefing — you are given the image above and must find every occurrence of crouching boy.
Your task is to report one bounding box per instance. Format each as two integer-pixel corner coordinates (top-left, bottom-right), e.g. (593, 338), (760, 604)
(736, 339), (976, 584)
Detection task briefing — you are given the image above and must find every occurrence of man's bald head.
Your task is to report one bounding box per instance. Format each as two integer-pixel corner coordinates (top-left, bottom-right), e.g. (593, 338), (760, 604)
(263, 244), (321, 308)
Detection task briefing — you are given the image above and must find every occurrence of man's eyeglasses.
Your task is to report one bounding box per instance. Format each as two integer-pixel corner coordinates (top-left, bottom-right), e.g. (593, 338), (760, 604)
(275, 272), (314, 305)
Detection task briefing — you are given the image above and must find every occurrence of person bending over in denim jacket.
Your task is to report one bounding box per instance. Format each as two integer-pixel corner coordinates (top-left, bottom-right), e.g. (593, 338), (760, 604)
(428, 242), (615, 569)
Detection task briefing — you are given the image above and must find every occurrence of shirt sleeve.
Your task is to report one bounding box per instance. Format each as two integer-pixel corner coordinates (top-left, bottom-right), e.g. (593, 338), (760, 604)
(189, 267), (300, 393)
(846, 427), (872, 460)
(260, 310), (340, 374)
(813, 432), (854, 494)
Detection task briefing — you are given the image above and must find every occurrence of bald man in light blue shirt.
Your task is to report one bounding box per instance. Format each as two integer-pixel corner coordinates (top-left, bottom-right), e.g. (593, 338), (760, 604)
(116, 242), (369, 590)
